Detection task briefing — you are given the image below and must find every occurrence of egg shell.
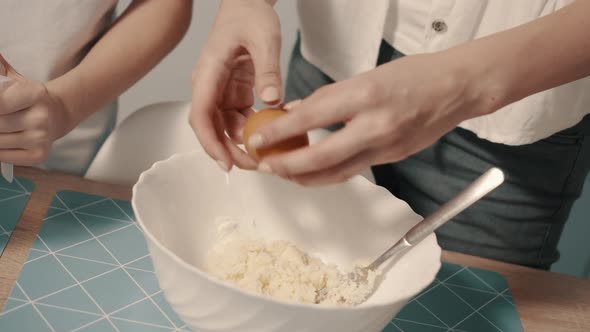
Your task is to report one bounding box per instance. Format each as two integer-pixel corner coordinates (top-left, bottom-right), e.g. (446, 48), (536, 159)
(243, 109), (309, 160)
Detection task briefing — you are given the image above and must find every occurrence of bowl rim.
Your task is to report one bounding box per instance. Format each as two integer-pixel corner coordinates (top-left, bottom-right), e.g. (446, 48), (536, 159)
(131, 151), (442, 312)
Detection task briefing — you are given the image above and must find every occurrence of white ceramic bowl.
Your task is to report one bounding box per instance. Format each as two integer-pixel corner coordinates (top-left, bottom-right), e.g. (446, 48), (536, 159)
(132, 151), (441, 332)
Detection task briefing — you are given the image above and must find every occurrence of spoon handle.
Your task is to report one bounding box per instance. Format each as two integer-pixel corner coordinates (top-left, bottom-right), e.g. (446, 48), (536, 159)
(405, 167), (504, 245)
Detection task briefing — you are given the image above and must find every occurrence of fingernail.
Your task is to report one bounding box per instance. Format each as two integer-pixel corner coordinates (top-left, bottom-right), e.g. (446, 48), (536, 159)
(258, 162), (273, 174)
(284, 99), (302, 110)
(248, 133), (264, 149)
(216, 160), (230, 172)
(261, 86), (280, 103)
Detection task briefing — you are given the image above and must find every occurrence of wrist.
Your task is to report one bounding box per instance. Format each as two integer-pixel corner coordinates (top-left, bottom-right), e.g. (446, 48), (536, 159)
(441, 44), (515, 118)
(45, 78), (80, 137)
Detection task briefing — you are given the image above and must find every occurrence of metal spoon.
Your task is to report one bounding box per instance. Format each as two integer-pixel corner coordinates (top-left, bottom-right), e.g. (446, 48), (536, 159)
(349, 167), (505, 285)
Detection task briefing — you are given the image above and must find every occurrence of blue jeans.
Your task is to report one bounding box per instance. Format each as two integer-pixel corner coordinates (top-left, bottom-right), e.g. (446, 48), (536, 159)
(285, 36), (590, 269)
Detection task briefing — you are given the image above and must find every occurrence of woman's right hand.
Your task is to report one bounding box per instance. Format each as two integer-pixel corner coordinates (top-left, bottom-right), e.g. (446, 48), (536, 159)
(190, 0), (282, 171)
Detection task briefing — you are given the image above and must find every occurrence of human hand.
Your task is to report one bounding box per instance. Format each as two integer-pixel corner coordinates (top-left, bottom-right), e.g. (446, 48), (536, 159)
(0, 55), (70, 166)
(190, 0), (282, 171)
(248, 52), (501, 186)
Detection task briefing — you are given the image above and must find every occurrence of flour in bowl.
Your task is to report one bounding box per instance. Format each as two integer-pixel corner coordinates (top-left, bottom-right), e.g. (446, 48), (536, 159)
(204, 219), (378, 306)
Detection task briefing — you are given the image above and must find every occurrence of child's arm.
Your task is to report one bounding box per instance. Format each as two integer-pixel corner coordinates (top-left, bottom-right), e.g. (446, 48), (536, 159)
(0, 0), (192, 165)
(49, 0), (193, 134)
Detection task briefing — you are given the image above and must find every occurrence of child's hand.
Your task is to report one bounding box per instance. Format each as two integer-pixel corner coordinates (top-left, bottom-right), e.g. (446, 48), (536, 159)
(0, 56), (70, 166)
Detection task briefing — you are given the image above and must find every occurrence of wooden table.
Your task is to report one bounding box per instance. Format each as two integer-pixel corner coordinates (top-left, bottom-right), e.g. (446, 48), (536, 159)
(1, 167), (589, 331)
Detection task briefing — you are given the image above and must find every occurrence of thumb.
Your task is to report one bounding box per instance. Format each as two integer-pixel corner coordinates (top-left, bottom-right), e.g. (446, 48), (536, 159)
(248, 33), (282, 105)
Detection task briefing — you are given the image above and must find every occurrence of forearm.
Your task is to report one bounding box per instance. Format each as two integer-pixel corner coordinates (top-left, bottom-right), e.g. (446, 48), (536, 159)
(47, 0), (192, 131)
(446, 0), (590, 116)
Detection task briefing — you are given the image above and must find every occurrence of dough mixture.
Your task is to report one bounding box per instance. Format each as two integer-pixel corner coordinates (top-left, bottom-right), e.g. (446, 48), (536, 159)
(204, 219), (378, 306)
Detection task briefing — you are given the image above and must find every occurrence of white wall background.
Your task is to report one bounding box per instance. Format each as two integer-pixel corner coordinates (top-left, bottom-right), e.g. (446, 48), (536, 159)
(116, 0), (298, 122)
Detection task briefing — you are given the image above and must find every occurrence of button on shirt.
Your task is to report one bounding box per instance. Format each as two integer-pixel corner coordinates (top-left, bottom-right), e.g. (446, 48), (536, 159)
(296, 0), (588, 145)
(431, 20), (447, 33)
(383, 0), (432, 55)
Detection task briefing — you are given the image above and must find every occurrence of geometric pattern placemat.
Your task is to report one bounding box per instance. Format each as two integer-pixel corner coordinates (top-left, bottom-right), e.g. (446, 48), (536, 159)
(0, 190), (190, 332)
(0, 190), (523, 332)
(386, 263), (523, 332)
(0, 177), (34, 258)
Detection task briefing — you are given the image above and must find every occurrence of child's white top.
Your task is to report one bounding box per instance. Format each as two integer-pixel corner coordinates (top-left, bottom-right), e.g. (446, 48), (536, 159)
(0, 0), (119, 174)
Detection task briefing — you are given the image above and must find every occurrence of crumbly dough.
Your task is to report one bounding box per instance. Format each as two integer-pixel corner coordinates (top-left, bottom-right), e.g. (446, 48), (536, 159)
(204, 219), (377, 306)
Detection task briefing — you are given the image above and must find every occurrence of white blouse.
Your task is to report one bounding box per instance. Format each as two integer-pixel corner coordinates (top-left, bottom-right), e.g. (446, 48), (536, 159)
(383, 0), (432, 55)
(0, 0), (118, 174)
(296, 0), (589, 145)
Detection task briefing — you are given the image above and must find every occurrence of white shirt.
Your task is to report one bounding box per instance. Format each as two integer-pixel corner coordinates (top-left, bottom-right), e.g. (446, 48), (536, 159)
(0, 0), (118, 175)
(297, 0), (589, 145)
(383, 0), (432, 55)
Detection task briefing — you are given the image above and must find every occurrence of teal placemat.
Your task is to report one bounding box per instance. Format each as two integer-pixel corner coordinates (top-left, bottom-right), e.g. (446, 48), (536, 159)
(0, 177), (34, 258)
(0, 190), (523, 332)
(387, 263), (523, 332)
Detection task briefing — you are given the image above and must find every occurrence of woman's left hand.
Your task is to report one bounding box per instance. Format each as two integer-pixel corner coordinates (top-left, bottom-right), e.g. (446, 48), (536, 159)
(248, 51), (502, 186)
